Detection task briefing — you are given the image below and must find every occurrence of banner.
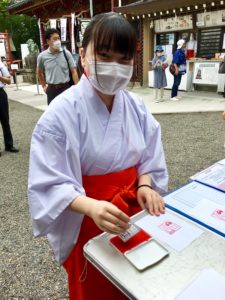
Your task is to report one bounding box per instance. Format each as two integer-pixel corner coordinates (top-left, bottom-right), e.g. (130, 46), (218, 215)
(60, 18), (67, 42)
(71, 13), (76, 54)
(79, 18), (90, 46)
(38, 18), (44, 51)
(50, 19), (57, 29)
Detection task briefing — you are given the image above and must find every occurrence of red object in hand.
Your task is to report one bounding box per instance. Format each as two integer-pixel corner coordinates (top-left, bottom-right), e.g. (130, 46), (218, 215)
(110, 229), (152, 254)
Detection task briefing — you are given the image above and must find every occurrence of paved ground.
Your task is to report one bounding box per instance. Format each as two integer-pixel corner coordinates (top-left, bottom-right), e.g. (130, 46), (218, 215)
(0, 83), (225, 299)
(5, 82), (225, 114)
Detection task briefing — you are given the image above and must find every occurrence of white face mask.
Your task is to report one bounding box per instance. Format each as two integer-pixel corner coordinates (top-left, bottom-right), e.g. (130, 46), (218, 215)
(87, 60), (133, 95)
(52, 40), (61, 50)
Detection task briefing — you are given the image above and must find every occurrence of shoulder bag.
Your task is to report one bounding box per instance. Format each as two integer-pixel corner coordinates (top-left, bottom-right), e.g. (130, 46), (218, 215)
(63, 49), (74, 86)
(169, 64), (176, 75)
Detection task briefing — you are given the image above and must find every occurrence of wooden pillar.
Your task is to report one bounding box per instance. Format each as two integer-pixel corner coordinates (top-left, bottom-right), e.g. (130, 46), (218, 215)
(111, 0), (114, 11)
(68, 16), (72, 51)
(5, 31), (13, 64)
(142, 18), (149, 85)
(142, 18), (154, 85)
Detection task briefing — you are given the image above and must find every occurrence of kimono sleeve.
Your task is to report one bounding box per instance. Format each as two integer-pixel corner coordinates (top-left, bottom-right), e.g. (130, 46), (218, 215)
(137, 107), (168, 195)
(28, 124), (84, 237)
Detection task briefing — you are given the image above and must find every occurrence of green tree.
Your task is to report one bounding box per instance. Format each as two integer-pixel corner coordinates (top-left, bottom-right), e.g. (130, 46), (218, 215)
(0, 0), (7, 12)
(0, 0), (40, 59)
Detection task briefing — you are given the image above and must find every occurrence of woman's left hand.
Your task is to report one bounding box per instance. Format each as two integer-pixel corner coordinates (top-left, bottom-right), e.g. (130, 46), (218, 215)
(137, 186), (165, 216)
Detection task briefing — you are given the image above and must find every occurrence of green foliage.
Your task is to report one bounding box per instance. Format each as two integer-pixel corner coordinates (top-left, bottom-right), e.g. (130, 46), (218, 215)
(0, 2), (40, 59)
(0, 0), (9, 14)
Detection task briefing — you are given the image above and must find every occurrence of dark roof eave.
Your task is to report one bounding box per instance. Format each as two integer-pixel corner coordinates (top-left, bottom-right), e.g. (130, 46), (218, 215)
(8, 0), (33, 12)
(114, 0), (217, 14)
(114, 0), (157, 13)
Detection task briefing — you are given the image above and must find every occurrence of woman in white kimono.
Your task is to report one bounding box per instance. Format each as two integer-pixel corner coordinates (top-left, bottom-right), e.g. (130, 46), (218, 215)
(28, 12), (168, 300)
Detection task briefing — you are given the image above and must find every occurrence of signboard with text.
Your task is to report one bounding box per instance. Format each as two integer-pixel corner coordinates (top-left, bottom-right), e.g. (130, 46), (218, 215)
(193, 61), (220, 85)
(197, 10), (225, 27)
(154, 15), (193, 33)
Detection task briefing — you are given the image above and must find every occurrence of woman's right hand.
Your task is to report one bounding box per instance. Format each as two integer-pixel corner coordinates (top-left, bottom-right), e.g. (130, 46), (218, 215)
(88, 200), (131, 234)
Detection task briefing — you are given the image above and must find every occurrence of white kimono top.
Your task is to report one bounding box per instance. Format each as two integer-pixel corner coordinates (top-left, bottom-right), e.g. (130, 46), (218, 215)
(28, 75), (168, 264)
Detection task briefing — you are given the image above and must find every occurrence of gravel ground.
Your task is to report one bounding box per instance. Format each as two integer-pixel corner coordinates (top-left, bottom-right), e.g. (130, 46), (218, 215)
(0, 100), (224, 299)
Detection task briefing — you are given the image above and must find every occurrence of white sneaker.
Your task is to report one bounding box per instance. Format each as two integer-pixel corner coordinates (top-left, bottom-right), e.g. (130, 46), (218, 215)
(170, 97), (180, 101)
(154, 99), (163, 103)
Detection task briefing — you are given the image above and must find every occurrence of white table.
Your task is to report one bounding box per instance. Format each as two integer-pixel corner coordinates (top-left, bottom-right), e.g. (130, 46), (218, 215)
(84, 209), (225, 300)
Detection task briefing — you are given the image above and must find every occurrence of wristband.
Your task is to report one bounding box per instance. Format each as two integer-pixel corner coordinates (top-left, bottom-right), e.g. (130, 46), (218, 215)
(136, 184), (153, 190)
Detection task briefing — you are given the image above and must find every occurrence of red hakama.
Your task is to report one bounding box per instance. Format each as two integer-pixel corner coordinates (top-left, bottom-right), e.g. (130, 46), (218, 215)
(63, 166), (141, 300)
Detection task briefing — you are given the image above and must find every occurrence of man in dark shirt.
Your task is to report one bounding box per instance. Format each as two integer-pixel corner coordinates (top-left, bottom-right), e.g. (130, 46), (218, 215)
(0, 59), (19, 156)
(171, 39), (186, 101)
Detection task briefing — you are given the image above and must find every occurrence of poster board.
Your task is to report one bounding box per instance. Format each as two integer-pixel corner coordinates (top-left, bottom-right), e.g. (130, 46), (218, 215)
(193, 61), (220, 85)
(11, 64), (19, 70)
(0, 39), (6, 57)
(20, 44), (29, 68)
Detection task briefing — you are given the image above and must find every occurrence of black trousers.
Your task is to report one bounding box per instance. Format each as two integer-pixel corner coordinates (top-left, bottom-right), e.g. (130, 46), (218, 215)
(0, 88), (13, 148)
(171, 74), (182, 98)
(46, 85), (70, 105)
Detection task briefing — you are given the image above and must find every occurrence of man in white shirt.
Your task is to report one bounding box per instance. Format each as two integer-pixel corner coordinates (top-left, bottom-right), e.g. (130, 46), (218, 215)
(0, 59), (19, 156)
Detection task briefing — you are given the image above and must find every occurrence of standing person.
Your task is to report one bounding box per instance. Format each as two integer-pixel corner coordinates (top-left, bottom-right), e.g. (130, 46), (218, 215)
(152, 45), (168, 103)
(0, 59), (19, 156)
(170, 39), (186, 101)
(37, 28), (79, 105)
(222, 110), (225, 147)
(218, 55), (225, 98)
(28, 12), (168, 300)
(1, 56), (8, 67)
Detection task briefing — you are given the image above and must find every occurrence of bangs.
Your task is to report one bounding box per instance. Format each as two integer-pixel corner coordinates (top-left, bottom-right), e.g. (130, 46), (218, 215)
(92, 14), (137, 59)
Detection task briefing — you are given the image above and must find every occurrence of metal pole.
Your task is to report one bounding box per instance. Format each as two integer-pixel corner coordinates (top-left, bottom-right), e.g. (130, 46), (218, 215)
(14, 71), (19, 91)
(89, 0), (93, 18)
(35, 73), (41, 95)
